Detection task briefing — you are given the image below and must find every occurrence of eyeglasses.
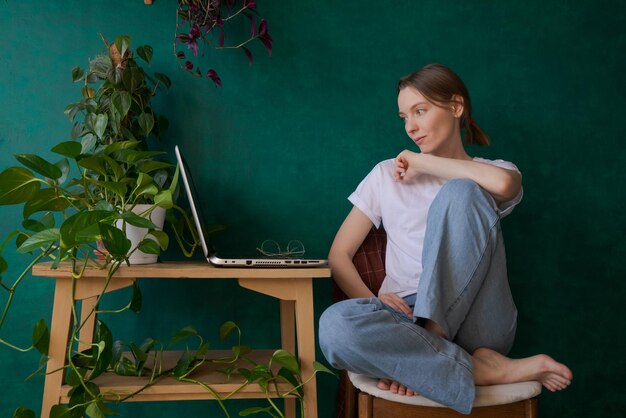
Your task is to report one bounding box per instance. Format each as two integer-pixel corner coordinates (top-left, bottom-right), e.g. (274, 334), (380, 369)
(256, 240), (305, 258)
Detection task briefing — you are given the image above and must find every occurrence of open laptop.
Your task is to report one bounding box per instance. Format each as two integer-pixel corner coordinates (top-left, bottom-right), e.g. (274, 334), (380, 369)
(175, 145), (328, 268)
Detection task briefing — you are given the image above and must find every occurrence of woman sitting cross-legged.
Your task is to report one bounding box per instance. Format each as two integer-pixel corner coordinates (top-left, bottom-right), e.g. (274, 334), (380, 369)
(318, 63), (572, 415)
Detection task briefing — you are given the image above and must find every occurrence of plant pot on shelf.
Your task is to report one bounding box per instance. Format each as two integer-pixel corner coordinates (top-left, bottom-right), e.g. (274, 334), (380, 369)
(95, 204), (167, 265)
(118, 204), (167, 265)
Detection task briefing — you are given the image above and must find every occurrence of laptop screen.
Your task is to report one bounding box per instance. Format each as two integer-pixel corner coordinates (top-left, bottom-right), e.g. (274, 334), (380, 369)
(174, 145), (214, 259)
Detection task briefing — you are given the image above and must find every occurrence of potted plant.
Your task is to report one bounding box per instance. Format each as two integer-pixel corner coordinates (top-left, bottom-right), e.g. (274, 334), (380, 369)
(0, 34), (332, 418)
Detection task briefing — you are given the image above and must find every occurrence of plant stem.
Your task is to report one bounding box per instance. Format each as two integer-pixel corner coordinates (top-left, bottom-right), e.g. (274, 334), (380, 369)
(0, 247), (51, 333)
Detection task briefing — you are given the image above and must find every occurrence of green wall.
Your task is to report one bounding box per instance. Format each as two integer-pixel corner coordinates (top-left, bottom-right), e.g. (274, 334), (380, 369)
(1, 1), (625, 417)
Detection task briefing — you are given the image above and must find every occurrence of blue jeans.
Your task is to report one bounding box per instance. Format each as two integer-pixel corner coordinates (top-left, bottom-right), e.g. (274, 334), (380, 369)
(319, 179), (518, 414)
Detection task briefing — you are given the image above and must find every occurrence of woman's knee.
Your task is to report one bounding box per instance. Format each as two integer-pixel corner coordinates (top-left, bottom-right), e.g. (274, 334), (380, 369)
(319, 299), (381, 365)
(438, 179), (488, 204)
(431, 179), (497, 220)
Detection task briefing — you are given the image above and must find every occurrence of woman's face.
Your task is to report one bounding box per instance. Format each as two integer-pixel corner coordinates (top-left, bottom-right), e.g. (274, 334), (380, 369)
(397, 87), (461, 156)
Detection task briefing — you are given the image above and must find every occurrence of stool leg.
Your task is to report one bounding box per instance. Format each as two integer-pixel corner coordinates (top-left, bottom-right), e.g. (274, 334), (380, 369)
(358, 392), (373, 418)
(343, 371), (357, 418)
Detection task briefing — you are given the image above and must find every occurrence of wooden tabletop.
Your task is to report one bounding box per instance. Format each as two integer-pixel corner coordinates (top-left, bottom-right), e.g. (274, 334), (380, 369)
(32, 261), (331, 279)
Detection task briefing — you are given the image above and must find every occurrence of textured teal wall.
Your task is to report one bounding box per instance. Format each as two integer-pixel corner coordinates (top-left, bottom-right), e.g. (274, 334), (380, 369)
(1, 1), (625, 417)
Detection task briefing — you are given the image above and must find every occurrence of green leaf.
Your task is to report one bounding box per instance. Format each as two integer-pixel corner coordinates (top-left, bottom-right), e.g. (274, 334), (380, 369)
(22, 219), (46, 232)
(113, 357), (139, 376)
(71, 66), (84, 82)
(49, 405), (70, 418)
(154, 72), (172, 89)
(82, 86), (97, 99)
(238, 368), (252, 380)
(169, 325), (198, 346)
(313, 360), (336, 374)
(89, 320), (113, 380)
(121, 150), (165, 164)
(32, 319), (50, 355)
(81, 133), (97, 154)
(95, 400), (118, 417)
(94, 200), (115, 211)
(65, 366), (87, 387)
(111, 91), (132, 119)
(94, 113), (109, 140)
(114, 35), (132, 59)
(110, 340), (124, 368)
(277, 367), (304, 396)
(104, 140), (141, 155)
(272, 349), (300, 374)
(60, 211), (114, 249)
(122, 66), (143, 93)
(257, 377), (269, 392)
(17, 228), (60, 253)
(77, 156), (107, 176)
(85, 402), (105, 418)
(99, 223), (131, 258)
(196, 341), (210, 357)
(137, 113), (154, 136)
(64, 100), (84, 122)
(12, 407), (36, 418)
(93, 180), (128, 198)
(130, 282), (142, 313)
(134, 183), (158, 198)
(172, 350), (193, 377)
(55, 158), (71, 185)
(15, 233), (28, 250)
(51, 141), (82, 159)
(0, 255), (8, 274)
(154, 189), (173, 209)
(219, 321), (239, 340)
(23, 188), (70, 218)
(130, 342), (148, 363)
(168, 164), (180, 193)
(0, 167), (40, 205)
(138, 239), (160, 255)
(71, 122), (85, 139)
(149, 230), (169, 250)
(15, 154), (63, 179)
(138, 160), (172, 174)
(103, 155), (124, 180)
(136, 45), (153, 64)
(121, 210), (157, 229)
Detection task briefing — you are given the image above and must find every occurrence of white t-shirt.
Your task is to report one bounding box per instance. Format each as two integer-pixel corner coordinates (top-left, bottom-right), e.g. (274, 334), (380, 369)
(348, 157), (523, 297)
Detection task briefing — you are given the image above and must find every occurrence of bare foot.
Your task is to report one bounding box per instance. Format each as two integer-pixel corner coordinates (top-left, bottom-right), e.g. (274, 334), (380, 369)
(472, 347), (573, 392)
(377, 378), (416, 396)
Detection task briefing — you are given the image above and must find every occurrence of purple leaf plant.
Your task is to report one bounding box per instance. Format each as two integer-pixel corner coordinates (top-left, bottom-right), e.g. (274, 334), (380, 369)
(175, 0), (273, 87)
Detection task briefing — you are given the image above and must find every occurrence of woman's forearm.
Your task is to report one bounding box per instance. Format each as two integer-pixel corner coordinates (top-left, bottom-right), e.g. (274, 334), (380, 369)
(396, 152), (522, 203)
(329, 250), (377, 299)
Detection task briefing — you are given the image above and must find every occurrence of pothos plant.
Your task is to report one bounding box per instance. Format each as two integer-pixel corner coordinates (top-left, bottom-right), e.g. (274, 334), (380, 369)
(0, 35), (332, 418)
(175, 0), (274, 86)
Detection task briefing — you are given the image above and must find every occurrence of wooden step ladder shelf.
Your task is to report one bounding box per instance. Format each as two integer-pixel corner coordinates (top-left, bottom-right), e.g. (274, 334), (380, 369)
(32, 261), (331, 418)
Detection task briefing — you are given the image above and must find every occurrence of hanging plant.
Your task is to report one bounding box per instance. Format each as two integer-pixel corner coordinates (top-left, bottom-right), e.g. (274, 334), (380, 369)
(175, 0), (274, 86)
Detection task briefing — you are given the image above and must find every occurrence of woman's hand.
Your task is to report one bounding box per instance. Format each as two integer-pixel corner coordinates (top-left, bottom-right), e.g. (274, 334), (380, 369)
(394, 150), (420, 182)
(378, 292), (413, 317)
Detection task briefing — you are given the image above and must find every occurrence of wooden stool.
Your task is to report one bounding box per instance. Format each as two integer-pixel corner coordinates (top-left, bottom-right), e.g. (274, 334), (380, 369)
(347, 371), (540, 418)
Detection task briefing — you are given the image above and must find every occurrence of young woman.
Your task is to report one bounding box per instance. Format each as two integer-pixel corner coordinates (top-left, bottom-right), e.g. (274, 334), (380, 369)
(319, 64), (572, 414)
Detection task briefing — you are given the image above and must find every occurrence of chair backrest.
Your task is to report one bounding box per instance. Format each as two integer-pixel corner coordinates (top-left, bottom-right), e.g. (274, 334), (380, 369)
(332, 227), (387, 302)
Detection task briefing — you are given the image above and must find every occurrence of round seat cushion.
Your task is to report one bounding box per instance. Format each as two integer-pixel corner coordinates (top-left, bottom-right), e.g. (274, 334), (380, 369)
(347, 371), (542, 407)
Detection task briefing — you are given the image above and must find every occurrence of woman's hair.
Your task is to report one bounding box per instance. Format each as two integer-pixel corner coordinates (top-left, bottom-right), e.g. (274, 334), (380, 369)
(398, 64), (490, 146)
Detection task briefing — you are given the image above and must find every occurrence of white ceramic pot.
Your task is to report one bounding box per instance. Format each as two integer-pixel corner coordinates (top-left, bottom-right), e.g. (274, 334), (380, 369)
(117, 204), (166, 265)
